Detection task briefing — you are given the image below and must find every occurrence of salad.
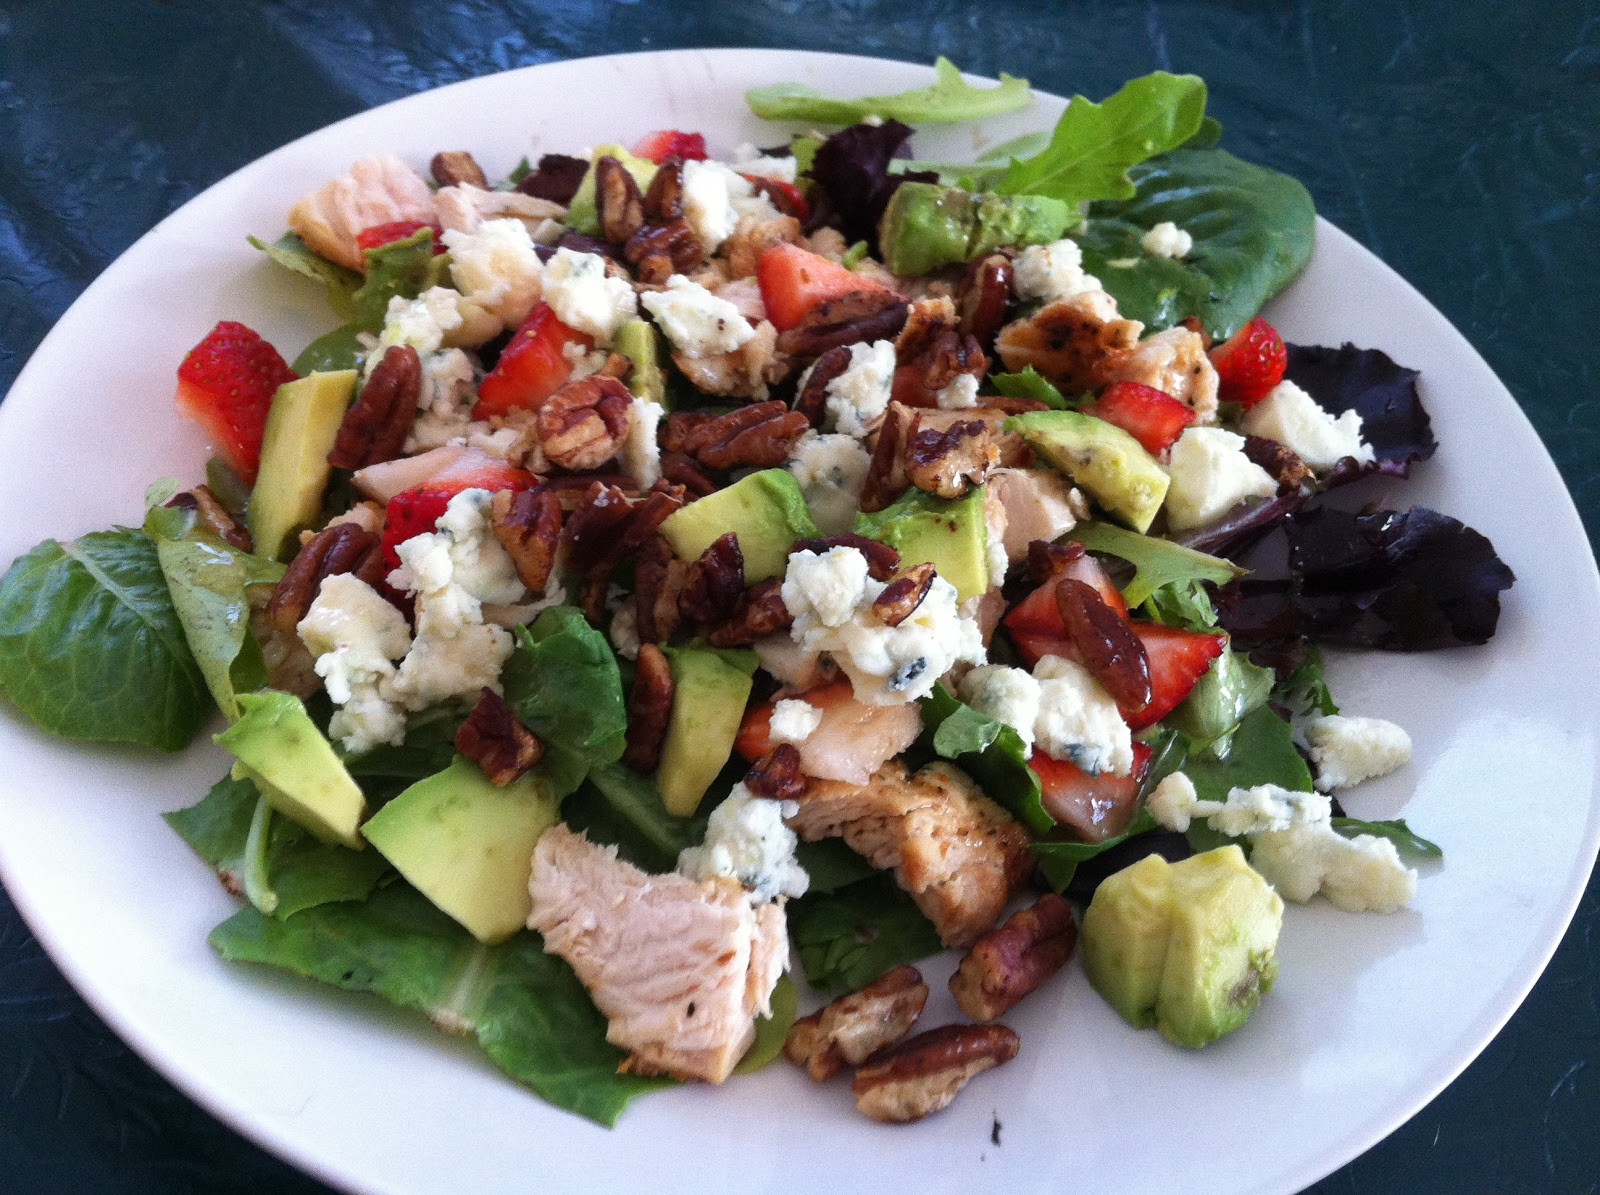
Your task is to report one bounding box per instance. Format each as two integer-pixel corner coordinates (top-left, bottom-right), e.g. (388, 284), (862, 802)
(0, 60), (1517, 1127)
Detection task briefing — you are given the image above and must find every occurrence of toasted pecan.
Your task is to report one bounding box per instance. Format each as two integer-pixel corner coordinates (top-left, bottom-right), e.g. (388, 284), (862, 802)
(328, 345), (421, 470)
(850, 1023), (1019, 1123)
(634, 535), (687, 644)
(745, 743), (806, 802)
(784, 965), (929, 1081)
(1055, 577), (1152, 712)
(662, 402), (811, 470)
(902, 417), (1000, 499)
(621, 643), (675, 773)
(775, 289), (909, 360)
(704, 577), (792, 647)
(537, 375), (633, 471)
(430, 150), (489, 189)
(857, 401), (913, 513)
(677, 532), (746, 625)
(660, 450), (717, 497)
(455, 688), (544, 785)
(266, 523), (385, 634)
(595, 155), (645, 245)
(956, 253), (1013, 347)
(491, 488), (564, 594)
(793, 344), (852, 428)
(1026, 538), (1086, 584)
(871, 562), (936, 628)
(949, 894), (1077, 1022)
(792, 532), (900, 581)
(1243, 433), (1313, 492)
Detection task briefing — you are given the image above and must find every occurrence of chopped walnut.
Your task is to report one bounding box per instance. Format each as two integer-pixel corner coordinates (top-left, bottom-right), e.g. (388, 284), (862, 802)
(266, 523), (384, 635)
(455, 688), (544, 785)
(430, 150), (489, 189)
(783, 965), (929, 1081)
(850, 1023), (1019, 1123)
(490, 488), (564, 593)
(328, 345), (421, 470)
(537, 375), (633, 470)
(622, 643), (675, 773)
(662, 402), (811, 470)
(775, 289), (909, 361)
(677, 532), (746, 625)
(948, 894), (1077, 1022)
(902, 417), (1000, 499)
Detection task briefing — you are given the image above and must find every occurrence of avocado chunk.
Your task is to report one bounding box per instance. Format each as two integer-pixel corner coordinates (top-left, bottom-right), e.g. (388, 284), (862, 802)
(854, 485), (990, 602)
(1006, 410), (1170, 533)
(247, 370), (356, 561)
(1081, 844), (1283, 1048)
(215, 691), (366, 849)
(877, 181), (1074, 276)
(566, 144), (659, 236)
(614, 318), (666, 406)
(362, 755), (560, 943)
(659, 469), (820, 583)
(656, 646), (759, 817)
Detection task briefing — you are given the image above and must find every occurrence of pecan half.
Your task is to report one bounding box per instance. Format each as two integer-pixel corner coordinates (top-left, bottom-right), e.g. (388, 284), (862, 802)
(857, 401), (913, 513)
(1027, 538), (1086, 584)
(776, 289), (909, 360)
(165, 485), (252, 552)
(660, 450), (717, 497)
(678, 532), (746, 625)
(642, 160), (685, 221)
(793, 344), (852, 428)
(537, 375), (632, 471)
(267, 523), (384, 634)
(1055, 577), (1152, 711)
(892, 298), (987, 407)
(594, 155), (645, 245)
(491, 488), (564, 593)
(662, 402), (811, 470)
(791, 532), (900, 581)
(571, 480), (687, 624)
(516, 153), (588, 204)
(949, 894), (1077, 1022)
(455, 688), (544, 785)
(704, 577), (792, 647)
(745, 743), (806, 802)
(850, 1024), (1019, 1124)
(634, 535), (688, 644)
(622, 643), (675, 773)
(430, 150), (489, 189)
(534, 472), (641, 511)
(784, 965), (930, 1081)
(956, 253), (1013, 347)
(903, 417), (999, 499)
(746, 175), (807, 220)
(871, 562), (936, 627)
(1243, 434), (1313, 492)
(625, 217), (703, 284)
(328, 345), (421, 470)
(561, 481), (635, 572)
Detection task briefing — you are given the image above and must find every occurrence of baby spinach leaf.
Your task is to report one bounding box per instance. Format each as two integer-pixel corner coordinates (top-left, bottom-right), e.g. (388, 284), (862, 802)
(1331, 817), (1442, 860)
(166, 774), (391, 918)
(790, 874), (943, 993)
(990, 365), (1073, 409)
(248, 232), (360, 321)
(1070, 521), (1242, 607)
(293, 324), (365, 374)
(0, 527), (208, 751)
(997, 72), (1207, 206)
(1076, 147), (1316, 341)
(733, 974), (798, 1075)
(921, 683), (1052, 836)
(795, 838), (877, 894)
(565, 764), (705, 874)
(210, 883), (672, 1125)
(747, 57), (1030, 125)
(350, 228), (450, 333)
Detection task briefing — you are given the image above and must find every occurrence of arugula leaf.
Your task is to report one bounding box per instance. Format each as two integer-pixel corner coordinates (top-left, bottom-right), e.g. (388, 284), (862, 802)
(1076, 147), (1317, 341)
(920, 683), (1052, 836)
(1070, 521), (1242, 608)
(997, 72), (1207, 206)
(506, 155), (533, 186)
(565, 764), (705, 874)
(790, 875), (943, 993)
(733, 974), (798, 1075)
(747, 57), (1030, 125)
(1273, 644), (1340, 718)
(501, 607), (628, 797)
(897, 130), (1052, 189)
(990, 365), (1073, 409)
(1181, 705), (1311, 851)
(293, 324), (365, 374)
(795, 838), (877, 894)
(1331, 817), (1443, 860)
(248, 232), (360, 321)
(1142, 578), (1220, 630)
(350, 228), (451, 333)
(166, 774), (391, 918)
(0, 527), (208, 751)
(210, 883), (672, 1125)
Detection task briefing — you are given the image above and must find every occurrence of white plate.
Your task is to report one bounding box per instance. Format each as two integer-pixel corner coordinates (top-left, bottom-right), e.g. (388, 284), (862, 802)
(0, 48), (1595, 1195)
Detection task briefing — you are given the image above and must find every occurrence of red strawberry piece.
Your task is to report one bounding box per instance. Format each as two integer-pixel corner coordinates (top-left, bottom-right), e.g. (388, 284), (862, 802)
(174, 320), (297, 484)
(1004, 555), (1130, 666)
(1122, 621), (1226, 730)
(380, 464), (536, 572)
(1082, 381), (1196, 456)
(1209, 316), (1287, 408)
(741, 174), (812, 223)
(1031, 742), (1152, 843)
(473, 303), (594, 419)
(631, 130), (709, 164)
(355, 220), (447, 255)
(756, 242), (892, 332)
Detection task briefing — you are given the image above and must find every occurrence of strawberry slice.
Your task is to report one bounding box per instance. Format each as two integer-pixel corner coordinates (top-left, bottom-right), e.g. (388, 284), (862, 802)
(473, 303), (594, 418)
(356, 220), (446, 255)
(756, 243), (892, 332)
(632, 130), (709, 164)
(741, 174), (812, 223)
(1031, 742), (1152, 843)
(1082, 381), (1196, 456)
(1004, 556), (1129, 666)
(1123, 622), (1226, 730)
(1209, 315), (1287, 408)
(379, 462), (535, 571)
(175, 320), (298, 484)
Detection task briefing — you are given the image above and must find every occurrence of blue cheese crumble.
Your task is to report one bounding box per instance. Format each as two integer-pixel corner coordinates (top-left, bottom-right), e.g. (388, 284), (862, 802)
(677, 782), (810, 903)
(639, 275), (756, 358)
(540, 247), (637, 345)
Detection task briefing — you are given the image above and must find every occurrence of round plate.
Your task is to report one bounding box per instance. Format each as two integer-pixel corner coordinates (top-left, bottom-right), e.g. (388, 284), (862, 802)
(0, 49), (1595, 1195)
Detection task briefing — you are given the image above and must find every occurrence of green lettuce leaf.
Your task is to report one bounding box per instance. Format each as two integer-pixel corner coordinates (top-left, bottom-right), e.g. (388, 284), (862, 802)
(1076, 147), (1317, 340)
(1272, 645), (1340, 718)
(565, 763), (705, 874)
(343, 701), (471, 801)
(747, 56), (1030, 125)
(0, 527), (208, 751)
(165, 774), (391, 918)
(920, 683), (1052, 836)
(1181, 705), (1312, 851)
(501, 607), (628, 798)
(1331, 817), (1443, 860)
(248, 232), (360, 321)
(1069, 521), (1242, 608)
(990, 365), (1073, 409)
(293, 324), (366, 374)
(790, 874), (943, 993)
(210, 883), (672, 1125)
(733, 974), (798, 1075)
(350, 228), (451, 333)
(1164, 645), (1273, 754)
(795, 838), (877, 894)
(996, 72), (1207, 206)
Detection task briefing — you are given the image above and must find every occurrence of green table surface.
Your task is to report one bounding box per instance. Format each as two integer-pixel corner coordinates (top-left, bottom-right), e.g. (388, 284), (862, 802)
(2, 1), (1597, 1191)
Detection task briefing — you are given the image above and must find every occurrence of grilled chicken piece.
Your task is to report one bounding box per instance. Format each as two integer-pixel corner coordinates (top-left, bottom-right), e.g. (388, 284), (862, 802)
(995, 290), (1142, 393)
(433, 183), (566, 234)
(1100, 325), (1219, 423)
(673, 320), (787, 400)
(287, 153), (436, 271)
(787, 761), (1033, 947)
(526, 825), (788, 1084)
(986, 467), (1086, 562)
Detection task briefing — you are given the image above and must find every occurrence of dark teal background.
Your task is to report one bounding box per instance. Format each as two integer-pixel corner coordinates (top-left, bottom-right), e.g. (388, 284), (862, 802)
(1, 2), (1597, 1191)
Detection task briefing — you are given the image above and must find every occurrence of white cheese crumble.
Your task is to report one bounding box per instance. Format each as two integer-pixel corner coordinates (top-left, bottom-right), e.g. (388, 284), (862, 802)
(638, 274), (756, 358)
(540, 247), (637, 346)
(787, 431), (871, 536)
(1163, 426), (1279, 532)
(1304, 715), (1412, 791)
(959, 664), (1042, 752)
(620, 396), (663, 489)
(982, 487), (1009, 587)
(442, 217), (543, 329)
(676, 782), (810, 903)
(821, 339), (896, 438)
(406, 348), (479, 453)
(1012, 238), (1103, 304)
(608, 601), (641, 662)
(769, 698), (824, 745)
(297, 573), (413, 755)
(1140, 221), (1194, 259)
(373, 286), (467, 358)
(1240, 380), (1374, 473)
(1032, 655), (1135, 776)
(1249, 823), (1417, 914)
(935, 373), (980, 410)
(781, 546), (985, 705)
(1147, 774), (1333, 835)
(731, 142), (799, 184)
(681, 160), (777, 253)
